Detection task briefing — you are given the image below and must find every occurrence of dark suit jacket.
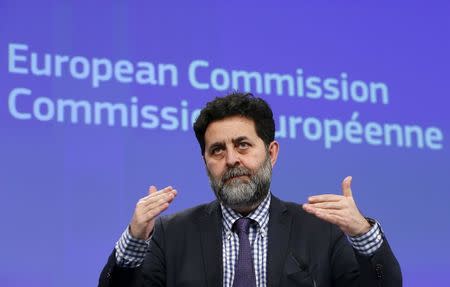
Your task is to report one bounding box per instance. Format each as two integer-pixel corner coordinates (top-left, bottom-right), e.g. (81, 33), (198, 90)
(99, 195), (402, 287)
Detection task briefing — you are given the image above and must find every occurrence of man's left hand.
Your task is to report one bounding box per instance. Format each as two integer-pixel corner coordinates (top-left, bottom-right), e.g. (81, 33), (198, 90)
(302, 176), (371, 237)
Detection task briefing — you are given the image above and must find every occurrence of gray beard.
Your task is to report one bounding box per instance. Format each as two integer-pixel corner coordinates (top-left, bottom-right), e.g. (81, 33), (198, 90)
(208, 155), (272, 213)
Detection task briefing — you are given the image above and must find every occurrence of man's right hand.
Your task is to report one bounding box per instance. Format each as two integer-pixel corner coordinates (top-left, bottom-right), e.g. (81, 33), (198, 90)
(129, 186), (177, 240)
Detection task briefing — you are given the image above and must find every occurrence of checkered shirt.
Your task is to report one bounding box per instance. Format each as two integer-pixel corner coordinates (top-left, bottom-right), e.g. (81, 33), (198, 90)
(348, 218), (384, 255)
(220, 192), (271, 287)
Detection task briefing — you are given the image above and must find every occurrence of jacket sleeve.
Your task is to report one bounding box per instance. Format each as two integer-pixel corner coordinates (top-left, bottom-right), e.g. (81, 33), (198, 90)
(98, 217), (167, 287)
(330, 225), (402, 287)
(355, 237), (402, 287)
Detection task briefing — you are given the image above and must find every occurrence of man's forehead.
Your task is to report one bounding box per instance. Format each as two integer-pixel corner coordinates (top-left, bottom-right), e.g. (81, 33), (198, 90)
(204, 116), (259, 144)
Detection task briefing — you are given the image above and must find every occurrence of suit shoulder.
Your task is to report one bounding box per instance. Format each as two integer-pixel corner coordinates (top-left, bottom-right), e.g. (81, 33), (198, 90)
(160, 201), (218, 226)
(277, 198), (331, 228)
(275, 197), (341, 240)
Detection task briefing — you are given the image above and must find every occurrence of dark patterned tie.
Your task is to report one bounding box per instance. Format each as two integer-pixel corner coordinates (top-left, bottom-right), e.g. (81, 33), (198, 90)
(233, 217), (257, 287)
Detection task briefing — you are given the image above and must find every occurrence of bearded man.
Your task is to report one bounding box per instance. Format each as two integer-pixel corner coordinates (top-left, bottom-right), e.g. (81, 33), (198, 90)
(99, 92), (402, 287)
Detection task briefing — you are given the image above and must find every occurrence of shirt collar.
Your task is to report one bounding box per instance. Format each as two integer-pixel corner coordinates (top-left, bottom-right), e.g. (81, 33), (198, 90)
(220, 191), (271, 232)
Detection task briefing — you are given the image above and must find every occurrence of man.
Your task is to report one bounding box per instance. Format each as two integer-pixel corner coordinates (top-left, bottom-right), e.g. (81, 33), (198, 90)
(99, 92), (402, 287)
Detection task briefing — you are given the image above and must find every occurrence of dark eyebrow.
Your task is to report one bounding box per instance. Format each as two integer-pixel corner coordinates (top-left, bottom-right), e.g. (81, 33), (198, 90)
(208, 141), (225, 152)
(232, 136), (250, 145)
(207, 137), (251, 153)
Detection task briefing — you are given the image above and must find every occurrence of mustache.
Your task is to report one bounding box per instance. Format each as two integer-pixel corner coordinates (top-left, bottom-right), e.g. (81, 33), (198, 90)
(221, 166), (252, 183)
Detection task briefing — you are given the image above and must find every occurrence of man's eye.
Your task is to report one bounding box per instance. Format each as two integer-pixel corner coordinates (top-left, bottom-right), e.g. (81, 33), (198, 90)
(238, 142), (250, 149)
(212, 148), (223, 155)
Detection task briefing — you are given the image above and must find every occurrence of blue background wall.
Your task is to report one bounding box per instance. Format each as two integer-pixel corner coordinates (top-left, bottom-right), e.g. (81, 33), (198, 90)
(1, 1), (449, 286)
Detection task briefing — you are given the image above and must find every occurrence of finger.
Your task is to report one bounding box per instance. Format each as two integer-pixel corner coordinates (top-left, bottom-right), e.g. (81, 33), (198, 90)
(138, 190), (177, 211)
(144, 202), (170, 221)
(308, 194), (342, 203)
(342, 176), (353, 198)
(144, 190), (176, 210)
(158, 186), (174, 193)
(143, 190), (177, 212)
(303, 204), (344, 217)
(312, 209), (344, 225)
(148, 185), (157, 195)
(140, 190), (172, 205)
(305, 201), (343, 210)
(143, 186), (175, 201)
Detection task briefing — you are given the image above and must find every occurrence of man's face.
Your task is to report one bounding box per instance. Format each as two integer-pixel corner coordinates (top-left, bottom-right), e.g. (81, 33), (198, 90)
(203, 115), (279, 213)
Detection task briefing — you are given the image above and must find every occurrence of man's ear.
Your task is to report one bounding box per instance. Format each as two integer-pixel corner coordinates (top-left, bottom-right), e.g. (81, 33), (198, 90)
(268, 141), (279, 167)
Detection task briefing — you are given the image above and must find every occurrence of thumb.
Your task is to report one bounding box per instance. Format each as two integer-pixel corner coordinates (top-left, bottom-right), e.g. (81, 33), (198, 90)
(148, 185), (157, 195)
(342, 176), (353, 197)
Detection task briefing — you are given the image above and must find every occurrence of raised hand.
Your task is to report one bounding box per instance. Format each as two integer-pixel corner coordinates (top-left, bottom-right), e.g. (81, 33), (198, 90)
(129, 186), (177, 240)
(302, 176), (371, 237)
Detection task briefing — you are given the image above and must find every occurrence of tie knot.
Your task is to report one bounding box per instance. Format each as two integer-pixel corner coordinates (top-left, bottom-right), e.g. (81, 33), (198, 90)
(234, 217), (252, 235)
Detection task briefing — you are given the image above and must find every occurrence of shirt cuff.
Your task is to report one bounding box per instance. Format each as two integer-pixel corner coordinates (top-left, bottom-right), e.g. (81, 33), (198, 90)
(115, 226), (151, 268)
(347, 219), (384, 256)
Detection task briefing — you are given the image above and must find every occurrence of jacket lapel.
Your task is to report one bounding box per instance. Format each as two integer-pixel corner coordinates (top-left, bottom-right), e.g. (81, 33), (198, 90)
(267, 195), (293, 286)
(198, 200), (223, 287)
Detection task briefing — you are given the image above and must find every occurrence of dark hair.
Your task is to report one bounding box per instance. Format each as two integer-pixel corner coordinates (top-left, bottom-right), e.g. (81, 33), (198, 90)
(193, 92), (275, 155)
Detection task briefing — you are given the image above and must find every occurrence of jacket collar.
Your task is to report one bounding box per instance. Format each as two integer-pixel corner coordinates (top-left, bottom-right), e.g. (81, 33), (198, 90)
(267, 195), (293, 286)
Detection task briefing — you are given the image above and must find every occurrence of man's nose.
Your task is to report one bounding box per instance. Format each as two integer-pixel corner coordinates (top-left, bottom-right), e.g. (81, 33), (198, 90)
(225, 148), (240, 167)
